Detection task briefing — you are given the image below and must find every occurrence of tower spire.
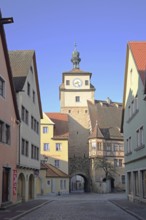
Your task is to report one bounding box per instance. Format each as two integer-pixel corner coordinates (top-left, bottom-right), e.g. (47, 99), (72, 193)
(71, 43), (81, 69)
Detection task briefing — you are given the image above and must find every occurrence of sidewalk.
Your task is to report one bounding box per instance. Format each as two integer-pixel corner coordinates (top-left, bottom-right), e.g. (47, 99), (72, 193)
(110, 199), (146, 220)
(0, 199), (50, 220)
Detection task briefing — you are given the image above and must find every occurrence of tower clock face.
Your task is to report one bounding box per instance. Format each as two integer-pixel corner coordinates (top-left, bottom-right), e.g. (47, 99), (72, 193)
(73, 78), (82, 88)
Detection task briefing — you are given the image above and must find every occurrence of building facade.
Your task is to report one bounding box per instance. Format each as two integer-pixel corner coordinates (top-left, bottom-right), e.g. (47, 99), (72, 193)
(88, 99), (125, 193)
(122, 42), (146, 203)
(0, 14), (20, 207)
(40, 112), (69, 194)
(9, 50), (43, 202)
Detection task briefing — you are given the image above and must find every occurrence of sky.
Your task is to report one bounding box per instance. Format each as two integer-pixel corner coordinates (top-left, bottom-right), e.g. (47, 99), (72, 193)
(1, 0), (146, 112)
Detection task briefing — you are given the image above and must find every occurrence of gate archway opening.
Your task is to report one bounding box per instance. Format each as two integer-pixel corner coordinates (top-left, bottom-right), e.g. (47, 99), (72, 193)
(70, 174), (89, 193)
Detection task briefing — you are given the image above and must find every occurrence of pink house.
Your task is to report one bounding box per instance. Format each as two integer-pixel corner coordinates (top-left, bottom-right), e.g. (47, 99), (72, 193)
(0, 13), (20, 207)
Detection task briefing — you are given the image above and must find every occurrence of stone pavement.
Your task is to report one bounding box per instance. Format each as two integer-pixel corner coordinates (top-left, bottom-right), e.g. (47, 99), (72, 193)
(0, 193), (146, 220)
(110, 199), (146, 220)
(0, 199), (50, 220)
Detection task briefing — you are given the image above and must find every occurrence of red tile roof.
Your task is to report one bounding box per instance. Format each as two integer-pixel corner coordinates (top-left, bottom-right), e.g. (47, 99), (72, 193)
(128, 42), (146, 85)
(45, 113), (69, 139)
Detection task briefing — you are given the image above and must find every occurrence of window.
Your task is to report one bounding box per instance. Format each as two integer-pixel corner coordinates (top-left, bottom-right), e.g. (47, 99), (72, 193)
(66, 80), (70, 85)
(56, 143), (62, 151)
(43, 126), (48, 133)
(91, 142), (96, 149)
(54, 160), (60, 168)
(21, 139), (29, 156)
(21, 106), (29, 125)
(119, 159), (122, 167)
(114, 159), (122, 167)
(0, 121), (11, 145)
(135, 95), (138, 110)
(136, 126), (144, 148)
(97, 142), (102, 151)
(33, 90), (35, 103)
(142, 170), (146, 198)
(85, 80), (88, 85)
(31, 144), (39, 160)
(0, 121), (4, 142)
(128, 172), (132, 194)
(25, 110), (29, 125)
(114, 144), (119, 151)
(75, 96), (80, 102)
(0, 76), (5, 97)
(5, 124), (10, 144)
(27, 82), (30, 96)
(31, 116), (39, 134)
(131, 100), (135, 115)
(68, 110), (71, 113)
(128, 105), (131, 119)
(126, 137), (131, 153)
(44, 143), (50, 151)
(121, 175), (125, 184)
(60, 180), (63, 190)
(134, 171), (139, 196)
(64, 180), (66, 189)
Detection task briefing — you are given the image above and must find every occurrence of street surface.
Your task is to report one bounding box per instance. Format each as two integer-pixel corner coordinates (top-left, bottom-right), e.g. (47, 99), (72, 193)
(19, 193), (138, 220)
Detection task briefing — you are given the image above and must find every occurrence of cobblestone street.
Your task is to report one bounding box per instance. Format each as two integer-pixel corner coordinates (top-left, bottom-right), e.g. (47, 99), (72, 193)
(17, 193), (139, 220)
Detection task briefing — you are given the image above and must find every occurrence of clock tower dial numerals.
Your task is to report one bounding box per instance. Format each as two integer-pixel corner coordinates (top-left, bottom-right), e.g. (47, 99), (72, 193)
(73, 78), (82, 88)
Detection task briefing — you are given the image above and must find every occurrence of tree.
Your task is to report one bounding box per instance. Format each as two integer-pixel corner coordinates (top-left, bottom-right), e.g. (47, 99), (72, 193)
(93, 157), (116, 180)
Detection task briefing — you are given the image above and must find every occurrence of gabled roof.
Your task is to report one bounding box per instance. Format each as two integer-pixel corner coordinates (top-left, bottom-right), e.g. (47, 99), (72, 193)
(88, 100), (123, 140)
(41, 163), (68, 178)
(0, 14), (20, 121)
(128, 42), (146, 86)
(45, 113), (69, 140)
(9, 50), (43, 118)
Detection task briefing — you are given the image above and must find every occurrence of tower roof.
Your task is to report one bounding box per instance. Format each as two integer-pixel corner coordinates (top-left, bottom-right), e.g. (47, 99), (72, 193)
(71, 43), (81, 69)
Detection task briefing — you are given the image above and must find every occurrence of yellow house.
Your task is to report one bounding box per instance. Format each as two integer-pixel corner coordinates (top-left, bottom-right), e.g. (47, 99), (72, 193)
(37, 163), (69, 195)
(38, 112), (69, 194)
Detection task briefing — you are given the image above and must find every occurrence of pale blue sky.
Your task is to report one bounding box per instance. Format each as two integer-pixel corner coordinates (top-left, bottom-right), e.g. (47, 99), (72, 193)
(1, 0), (146, 112)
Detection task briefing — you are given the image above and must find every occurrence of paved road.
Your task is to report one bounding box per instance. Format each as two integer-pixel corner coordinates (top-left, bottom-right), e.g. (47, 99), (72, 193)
(18, 193), (138, 220)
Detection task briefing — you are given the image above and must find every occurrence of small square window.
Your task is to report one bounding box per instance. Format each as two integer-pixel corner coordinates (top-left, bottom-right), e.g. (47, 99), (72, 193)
(66, 80), (70, 85)
(56, 143), (62, 151)
(75, 96), (80, 102)
(43, 127), (48, 133)
(85, 80), (88, 85)
(44, 143), (50, 151)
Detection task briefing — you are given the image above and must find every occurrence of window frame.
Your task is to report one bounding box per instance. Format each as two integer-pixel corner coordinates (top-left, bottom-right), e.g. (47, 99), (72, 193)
(75, 96), (80, 102)
(0, 76), (5, 97)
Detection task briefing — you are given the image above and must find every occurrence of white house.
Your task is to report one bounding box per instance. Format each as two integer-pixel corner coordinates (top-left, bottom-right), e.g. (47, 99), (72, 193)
(9, 50), (43, 201)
